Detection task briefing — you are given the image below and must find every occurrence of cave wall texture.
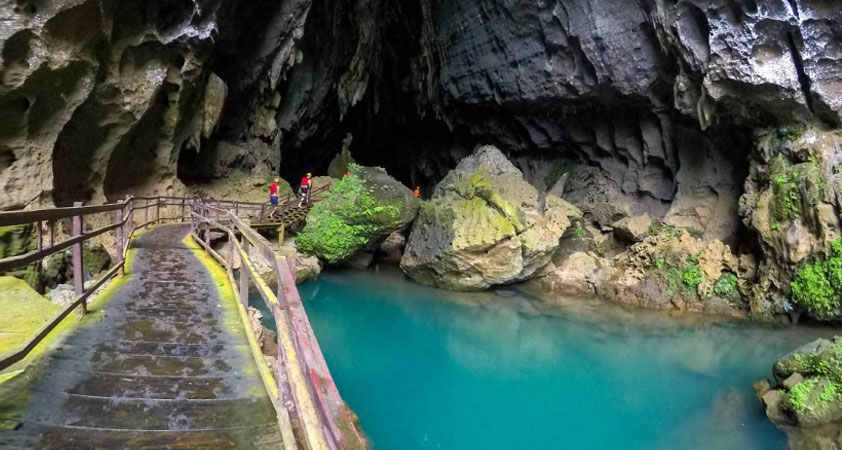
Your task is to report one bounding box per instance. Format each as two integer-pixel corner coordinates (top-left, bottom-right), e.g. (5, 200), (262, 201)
(1, 0), (841, 238)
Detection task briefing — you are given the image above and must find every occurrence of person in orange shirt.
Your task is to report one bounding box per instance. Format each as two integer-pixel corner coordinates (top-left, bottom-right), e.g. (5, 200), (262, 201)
(413, 186), (421, 198)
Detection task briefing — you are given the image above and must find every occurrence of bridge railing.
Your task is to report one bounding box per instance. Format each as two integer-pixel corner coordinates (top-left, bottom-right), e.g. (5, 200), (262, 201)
(0, 195), (200, 371)
(190, 200), (365, 450)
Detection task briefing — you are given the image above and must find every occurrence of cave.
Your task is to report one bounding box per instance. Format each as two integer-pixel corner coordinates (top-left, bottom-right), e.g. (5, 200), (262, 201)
(4, 1), (842, 448)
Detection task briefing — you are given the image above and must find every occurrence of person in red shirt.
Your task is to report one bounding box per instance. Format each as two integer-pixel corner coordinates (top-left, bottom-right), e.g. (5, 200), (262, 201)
(269, 178), (280, 205)
(413, 186), (421, 198)
(298, 172), (312, 207)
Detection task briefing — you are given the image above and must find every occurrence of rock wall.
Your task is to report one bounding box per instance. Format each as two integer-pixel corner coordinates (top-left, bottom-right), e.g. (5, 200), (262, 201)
(3, 0), (842, 316)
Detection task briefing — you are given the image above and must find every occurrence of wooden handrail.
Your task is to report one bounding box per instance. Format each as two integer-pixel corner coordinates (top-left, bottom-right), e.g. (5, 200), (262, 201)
(188, 192), (362, 450)
(0, 187), (360, 449)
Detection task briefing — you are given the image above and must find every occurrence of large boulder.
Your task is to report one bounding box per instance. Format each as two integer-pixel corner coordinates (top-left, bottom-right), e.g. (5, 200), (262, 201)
(400, 145), (582, 291)
(757, 337), (842, 449)
(296, 164), (419, 263)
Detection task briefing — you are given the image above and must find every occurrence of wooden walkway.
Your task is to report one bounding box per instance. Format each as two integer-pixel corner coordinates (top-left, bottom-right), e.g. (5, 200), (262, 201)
(0, 226), (283, 448)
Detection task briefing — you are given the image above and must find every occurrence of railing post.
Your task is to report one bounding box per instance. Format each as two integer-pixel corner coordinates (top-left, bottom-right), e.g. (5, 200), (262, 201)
(234, 201), (239, 218)
(116, 200), (124, 273)
(36, 220), (42, 251)
(48, 220), (55, 248)
(72, 202), (86, 315)
(144, 198), (149, 225)
(259, 204), (265, 222)
(239, 234), (249, 307)
(156, 197), (161, 223)
(181, 198), (186, 223)
(126, 195), (133, 236)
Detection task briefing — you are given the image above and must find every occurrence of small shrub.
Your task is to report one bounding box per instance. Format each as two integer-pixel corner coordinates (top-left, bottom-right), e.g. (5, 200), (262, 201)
(682, 263), (704, 289)
(714, 272), (738, 298)
(791, 238), (842, 316)
(574, 226), (587, 239)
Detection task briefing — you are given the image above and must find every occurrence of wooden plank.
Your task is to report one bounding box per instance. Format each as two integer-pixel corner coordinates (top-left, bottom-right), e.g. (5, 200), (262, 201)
(0, 203), (124, 226)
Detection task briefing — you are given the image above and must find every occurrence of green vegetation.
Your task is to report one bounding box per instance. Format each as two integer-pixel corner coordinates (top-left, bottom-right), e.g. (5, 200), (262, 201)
(773, 172), (800, 222)
(663, 258), (705, 296)
(777, 341), (842, 420)
(790, 238), (842, 317)
(768, 156), (826, 226)
(787, 380), (815, 413)
(681, 262), (704, 289)
(647, 222), (702, 240)
(574, 226), (587, 239)
(714, 272), (738, 299)
(779, 123), (807, 143)
(296, 167), (404, 262)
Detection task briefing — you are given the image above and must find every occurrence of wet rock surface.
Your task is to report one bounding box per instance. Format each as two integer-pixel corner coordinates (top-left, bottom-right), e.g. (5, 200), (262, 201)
(401, 145), (581, 290)
(0, 225), (282, 448)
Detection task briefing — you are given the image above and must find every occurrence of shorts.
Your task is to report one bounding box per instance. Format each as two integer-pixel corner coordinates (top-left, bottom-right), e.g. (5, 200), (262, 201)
(299, 186), (310, 196)
(270, 195), (279, 205)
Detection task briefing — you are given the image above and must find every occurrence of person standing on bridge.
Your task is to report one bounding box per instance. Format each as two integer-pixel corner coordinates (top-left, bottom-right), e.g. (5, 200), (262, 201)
(269, 178), (281, 206)
(298, 172), (313, 207)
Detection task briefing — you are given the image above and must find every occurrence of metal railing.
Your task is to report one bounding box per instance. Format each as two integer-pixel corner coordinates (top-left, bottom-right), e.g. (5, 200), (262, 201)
(190, 200), (365, 450)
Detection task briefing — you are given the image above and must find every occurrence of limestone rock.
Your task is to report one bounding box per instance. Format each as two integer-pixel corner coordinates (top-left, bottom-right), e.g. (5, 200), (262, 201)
(612, 215), (653, 243)
(524, 251), (612, 300)
(603, 225), (745, 315)
(327, 134), (356, 179)
(760, 336), (842, 448)
(296, 164), (419, 263)
(376, 231), (406, 264)
(401, 145), (582, 291)
(739, 129), (842, 321)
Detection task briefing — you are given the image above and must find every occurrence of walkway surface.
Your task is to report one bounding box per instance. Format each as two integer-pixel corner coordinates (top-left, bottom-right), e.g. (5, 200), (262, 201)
(0, 225), (282, 448)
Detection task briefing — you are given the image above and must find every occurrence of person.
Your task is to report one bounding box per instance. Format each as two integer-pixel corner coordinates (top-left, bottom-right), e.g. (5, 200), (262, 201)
(344, 171), (350, 177)
(298, 172), (313, 207)
(269, 178), (281, 205)
(413, 186), (421, 198)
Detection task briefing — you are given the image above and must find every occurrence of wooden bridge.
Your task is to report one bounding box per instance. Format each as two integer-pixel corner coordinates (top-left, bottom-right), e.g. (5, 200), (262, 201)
(0, 193), (365, 449)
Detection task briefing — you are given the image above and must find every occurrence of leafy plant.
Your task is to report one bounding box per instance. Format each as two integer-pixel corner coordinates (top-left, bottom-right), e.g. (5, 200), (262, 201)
(574, 226), (587, 239)
(791, 238), (842, 317)
(714, 272), (738, 298)
(681, 263), (704, 289)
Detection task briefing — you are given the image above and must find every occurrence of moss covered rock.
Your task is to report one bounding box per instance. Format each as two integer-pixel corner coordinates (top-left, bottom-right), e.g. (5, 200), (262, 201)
(759, 336), (842, 449)
(295, 164), (419, 263)
(0, 224), (42, 292)
(400, 145), (581, 291)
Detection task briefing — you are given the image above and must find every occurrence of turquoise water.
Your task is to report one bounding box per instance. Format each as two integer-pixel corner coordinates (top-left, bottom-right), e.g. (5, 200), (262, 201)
(273, 267), (834, 450)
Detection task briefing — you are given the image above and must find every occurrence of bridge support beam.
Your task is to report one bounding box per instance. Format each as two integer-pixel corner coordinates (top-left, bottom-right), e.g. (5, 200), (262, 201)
(239, 235), (249, 308)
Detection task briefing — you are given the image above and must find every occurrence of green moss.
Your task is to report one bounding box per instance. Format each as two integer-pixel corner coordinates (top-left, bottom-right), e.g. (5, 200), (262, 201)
(779, 123), (807, 143)
(296, 167), (403, 262)
(714, 272), (738, 298)
(791, 238), (842, 317)
(574, 226), (587, 239)
(788, 380), (815, 413)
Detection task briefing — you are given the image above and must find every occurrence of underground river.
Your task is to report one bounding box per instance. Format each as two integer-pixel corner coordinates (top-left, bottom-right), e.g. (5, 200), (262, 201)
(256, 267), (836, 449)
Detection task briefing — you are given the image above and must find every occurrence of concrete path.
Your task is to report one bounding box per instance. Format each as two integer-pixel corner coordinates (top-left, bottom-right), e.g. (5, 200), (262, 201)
(0, 225), (282, 448)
